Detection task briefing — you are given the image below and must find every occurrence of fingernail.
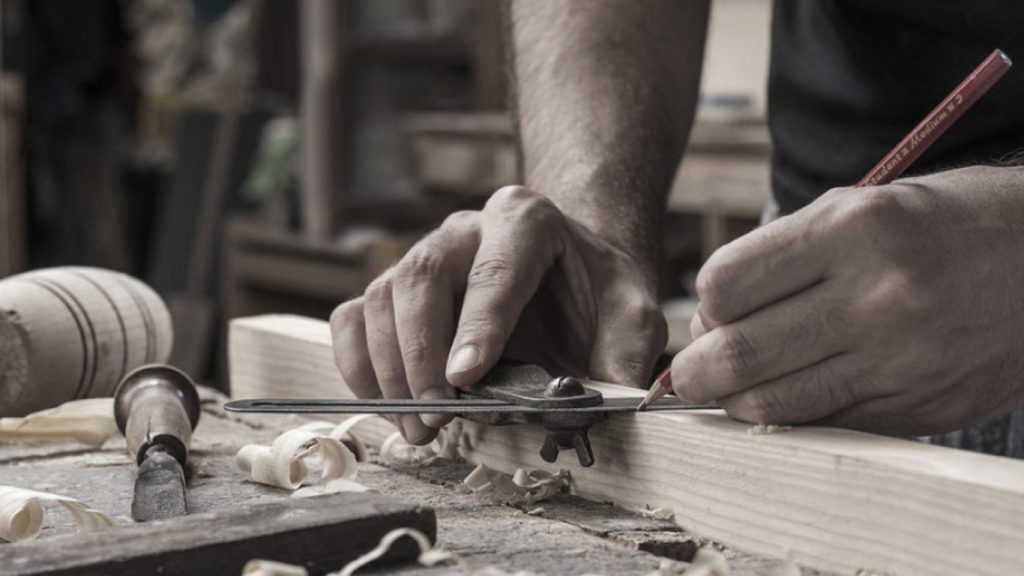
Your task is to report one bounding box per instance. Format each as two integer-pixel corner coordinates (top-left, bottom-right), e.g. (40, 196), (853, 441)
(447, 345), (481, 375)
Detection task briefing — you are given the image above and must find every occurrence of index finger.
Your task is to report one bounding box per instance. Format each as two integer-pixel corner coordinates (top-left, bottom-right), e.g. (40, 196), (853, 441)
(695, 192), (845, 327)
(445, 187), (566, 387)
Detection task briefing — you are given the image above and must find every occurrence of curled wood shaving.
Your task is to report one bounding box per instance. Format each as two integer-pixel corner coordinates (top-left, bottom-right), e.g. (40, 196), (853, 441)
(242, 559), (309, 576)
(235, 429), (359, 491)
(332, 527), (540, 576)
(0, 486), (116, 542)
(298, 414), (383, 462)
(335, 527), (439, 576)
(463, 464), (570, 504)
(0, 398), (117, 448)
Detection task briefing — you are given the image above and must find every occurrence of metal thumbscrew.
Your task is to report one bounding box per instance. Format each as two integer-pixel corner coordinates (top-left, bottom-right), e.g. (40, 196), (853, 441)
(540, 377), (596, 467)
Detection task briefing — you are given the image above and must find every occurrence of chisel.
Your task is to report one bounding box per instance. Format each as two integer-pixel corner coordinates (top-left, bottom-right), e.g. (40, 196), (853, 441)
(113, 364), (201, 522)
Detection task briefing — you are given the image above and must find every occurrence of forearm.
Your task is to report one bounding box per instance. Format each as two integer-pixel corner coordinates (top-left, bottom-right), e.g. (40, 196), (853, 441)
(510, 0), (709, 281)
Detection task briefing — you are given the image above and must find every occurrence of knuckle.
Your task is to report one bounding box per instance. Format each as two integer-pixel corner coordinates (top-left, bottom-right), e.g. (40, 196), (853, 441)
(694, 263), (730, 324)
(467, 257), (517, 290)
(834, 188), (909, 233)
(487, 185), (535, 207)
(441, 209), (478, 231)
(486, 186), (562, 230)
(395, 248), (444, 283)
(718, 327), (761, 381)
(364, 277), (393, 301)
(457, 315), (505, 342)
(373, 365), (406, 386)
(400, 335), (432, 370)
(858, 267), (936, 324)
(329, 300), (361, 332)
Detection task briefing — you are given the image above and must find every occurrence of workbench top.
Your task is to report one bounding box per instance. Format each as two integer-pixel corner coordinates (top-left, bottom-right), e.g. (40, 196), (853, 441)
(0, 399), (806, 575)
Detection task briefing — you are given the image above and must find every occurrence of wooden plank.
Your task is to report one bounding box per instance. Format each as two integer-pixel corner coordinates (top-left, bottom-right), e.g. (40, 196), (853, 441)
(228, 314), (1024, 576)
(0, 492), (435, 576)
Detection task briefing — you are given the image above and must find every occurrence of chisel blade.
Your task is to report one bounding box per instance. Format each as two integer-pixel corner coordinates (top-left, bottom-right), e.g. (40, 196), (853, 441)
(131, 449), (188, 522)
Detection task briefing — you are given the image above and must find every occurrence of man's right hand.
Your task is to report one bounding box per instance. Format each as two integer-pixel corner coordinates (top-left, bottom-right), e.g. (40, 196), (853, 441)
(330, 186), (667, 445)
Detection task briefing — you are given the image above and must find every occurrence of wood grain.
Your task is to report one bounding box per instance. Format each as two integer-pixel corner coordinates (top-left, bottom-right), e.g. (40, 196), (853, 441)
(229, 315), (1024, 576)
(0, 492), (435, 576)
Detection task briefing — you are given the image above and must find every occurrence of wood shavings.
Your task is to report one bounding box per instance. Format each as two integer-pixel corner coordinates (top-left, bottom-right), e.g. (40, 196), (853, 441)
(235, 428), (359, 491)
(682, 547), (730, 576)
(291, 478), (375, 499)
(242, 559), (309, 576)
(463, 463), (570, 504)
(333, 527), (540, 576)
(0, 398), (117, 448)
(335, 527), (438, 576)
(298, 414), (384, 462)
(0, 486), (116, 542)
(380, 426), (456, 464)
(747, 424), (792, 436)
(631, 504), (674, 521)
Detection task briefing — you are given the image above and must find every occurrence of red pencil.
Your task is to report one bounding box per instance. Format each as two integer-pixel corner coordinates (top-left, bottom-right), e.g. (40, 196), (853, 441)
(637, 49), (1013, 411)
(857, 49), (1012, 188)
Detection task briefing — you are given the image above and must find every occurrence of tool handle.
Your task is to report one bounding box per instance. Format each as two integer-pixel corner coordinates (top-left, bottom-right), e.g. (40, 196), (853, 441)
(114, 364), (200, 466)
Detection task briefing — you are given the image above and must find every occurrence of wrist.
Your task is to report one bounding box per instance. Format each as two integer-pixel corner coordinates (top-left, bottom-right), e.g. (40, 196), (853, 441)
(545, 184), (664, 291)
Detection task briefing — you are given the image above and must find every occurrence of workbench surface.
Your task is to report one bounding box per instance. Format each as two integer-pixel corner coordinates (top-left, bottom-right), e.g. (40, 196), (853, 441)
(0, 397), (807, 575)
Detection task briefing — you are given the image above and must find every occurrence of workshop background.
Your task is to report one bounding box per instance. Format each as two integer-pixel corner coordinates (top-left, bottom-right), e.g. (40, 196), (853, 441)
(0, 0), (771, 391)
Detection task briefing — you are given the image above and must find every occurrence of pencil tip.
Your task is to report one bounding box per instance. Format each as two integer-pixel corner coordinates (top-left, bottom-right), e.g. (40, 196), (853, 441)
(636, 399), (649, 412)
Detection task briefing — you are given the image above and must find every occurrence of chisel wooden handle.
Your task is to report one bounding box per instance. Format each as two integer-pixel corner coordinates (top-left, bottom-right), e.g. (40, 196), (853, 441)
(0, 267), (172, 416)
(114, 364), (200, 465)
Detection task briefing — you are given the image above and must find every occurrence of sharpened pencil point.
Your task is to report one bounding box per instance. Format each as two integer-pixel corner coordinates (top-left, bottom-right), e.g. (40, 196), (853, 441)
(636, 399), (649, 412)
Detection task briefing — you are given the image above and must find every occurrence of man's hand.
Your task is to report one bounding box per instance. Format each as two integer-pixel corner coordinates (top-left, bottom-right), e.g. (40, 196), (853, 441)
(672, 166), (1024, 435)
(330, 186), (667, 445)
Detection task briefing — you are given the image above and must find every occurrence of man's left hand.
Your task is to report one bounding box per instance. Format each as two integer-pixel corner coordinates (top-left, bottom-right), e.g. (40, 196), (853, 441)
(671, 165), (1024, 435)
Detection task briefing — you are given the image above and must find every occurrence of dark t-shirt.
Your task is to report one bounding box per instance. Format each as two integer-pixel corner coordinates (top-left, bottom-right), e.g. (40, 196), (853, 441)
(769, 1), (1024, 214)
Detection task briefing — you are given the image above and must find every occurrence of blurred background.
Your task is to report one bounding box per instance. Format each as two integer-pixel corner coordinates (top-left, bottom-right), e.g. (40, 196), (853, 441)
(0, 0), (770, 390)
